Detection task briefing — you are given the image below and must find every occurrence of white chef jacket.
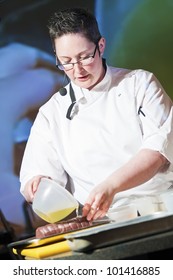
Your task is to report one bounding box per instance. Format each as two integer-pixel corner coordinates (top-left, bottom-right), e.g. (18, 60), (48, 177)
(20, 66), (173, 206)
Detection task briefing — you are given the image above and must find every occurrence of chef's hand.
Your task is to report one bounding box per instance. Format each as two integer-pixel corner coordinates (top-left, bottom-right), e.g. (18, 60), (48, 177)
(82, 149), (169, 221)
(82, 180), (116, 220)
(23, 175), (51, 203)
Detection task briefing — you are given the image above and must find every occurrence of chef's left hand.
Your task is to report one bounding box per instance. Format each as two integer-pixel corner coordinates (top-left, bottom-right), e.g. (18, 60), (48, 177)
(82, 181), (116, 220)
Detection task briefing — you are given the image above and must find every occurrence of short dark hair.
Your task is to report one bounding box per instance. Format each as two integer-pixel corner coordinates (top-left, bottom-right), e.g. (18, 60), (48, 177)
(48, 7), (101, 48)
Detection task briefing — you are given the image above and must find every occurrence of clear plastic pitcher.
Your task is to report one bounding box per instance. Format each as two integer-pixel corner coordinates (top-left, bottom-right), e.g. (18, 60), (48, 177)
(32, 178), (79, 223)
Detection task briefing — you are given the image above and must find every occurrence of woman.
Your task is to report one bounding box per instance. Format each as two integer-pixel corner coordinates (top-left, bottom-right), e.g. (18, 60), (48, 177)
(20, 8), (173, 221)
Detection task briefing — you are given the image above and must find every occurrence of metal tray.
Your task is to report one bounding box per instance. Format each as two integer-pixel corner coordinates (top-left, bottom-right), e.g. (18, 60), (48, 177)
(8, 233), (66, 250)
(8, 218), (110, 250)
(65, 212), (173, 252)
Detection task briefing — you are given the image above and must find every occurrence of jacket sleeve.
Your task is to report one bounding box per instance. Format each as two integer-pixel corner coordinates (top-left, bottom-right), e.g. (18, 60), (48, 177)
(20, 109), (68, 194)
(135, 70), (173, 169)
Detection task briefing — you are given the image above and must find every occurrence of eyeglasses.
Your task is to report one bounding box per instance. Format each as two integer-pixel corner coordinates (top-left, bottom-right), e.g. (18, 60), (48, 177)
(56, 44), (98, 71)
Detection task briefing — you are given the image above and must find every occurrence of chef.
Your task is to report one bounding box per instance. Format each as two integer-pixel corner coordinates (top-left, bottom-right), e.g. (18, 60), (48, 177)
(20, 8), (173, 221)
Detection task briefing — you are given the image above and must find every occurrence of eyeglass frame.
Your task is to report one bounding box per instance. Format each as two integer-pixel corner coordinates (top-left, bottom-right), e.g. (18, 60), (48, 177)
(55, 44), (98, 71)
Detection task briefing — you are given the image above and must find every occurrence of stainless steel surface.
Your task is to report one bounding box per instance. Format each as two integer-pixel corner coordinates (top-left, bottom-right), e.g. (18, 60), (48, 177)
(65, 212), (173, 252)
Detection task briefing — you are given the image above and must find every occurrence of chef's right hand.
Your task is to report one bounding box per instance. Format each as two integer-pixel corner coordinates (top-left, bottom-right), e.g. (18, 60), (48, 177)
(22, 175), (51, 203)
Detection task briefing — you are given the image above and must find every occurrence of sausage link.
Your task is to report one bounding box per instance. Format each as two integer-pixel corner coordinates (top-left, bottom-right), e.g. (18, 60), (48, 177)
(36, 216), (93, 238)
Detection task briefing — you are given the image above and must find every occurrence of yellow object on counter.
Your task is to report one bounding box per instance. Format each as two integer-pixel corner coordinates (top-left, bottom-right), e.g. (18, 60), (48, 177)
(9, 218), (112, 259)
(13, 240), (71, 259)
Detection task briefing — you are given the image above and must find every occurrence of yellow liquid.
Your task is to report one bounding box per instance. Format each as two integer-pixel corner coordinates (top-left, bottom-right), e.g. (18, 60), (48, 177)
(35, 207), (77, 223)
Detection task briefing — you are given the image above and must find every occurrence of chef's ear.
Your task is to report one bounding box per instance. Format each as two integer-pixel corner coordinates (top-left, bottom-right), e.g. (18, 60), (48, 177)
(98, 37), (106, 55)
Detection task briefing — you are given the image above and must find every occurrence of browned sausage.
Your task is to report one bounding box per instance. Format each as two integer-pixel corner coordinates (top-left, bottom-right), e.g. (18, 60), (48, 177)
(35, 216), (93, 238)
